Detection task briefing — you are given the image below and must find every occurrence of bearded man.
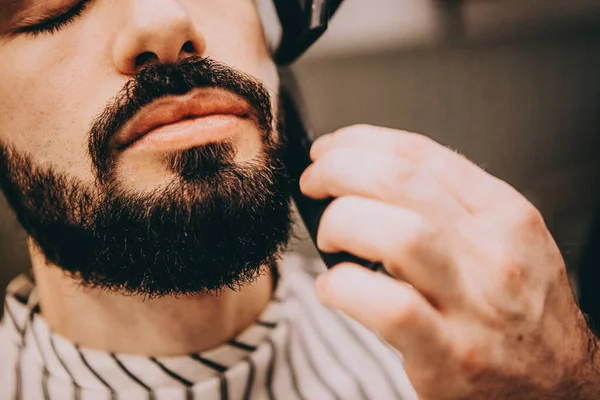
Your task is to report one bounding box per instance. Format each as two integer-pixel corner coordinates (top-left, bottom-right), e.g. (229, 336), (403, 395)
(0, 1), (598, 399)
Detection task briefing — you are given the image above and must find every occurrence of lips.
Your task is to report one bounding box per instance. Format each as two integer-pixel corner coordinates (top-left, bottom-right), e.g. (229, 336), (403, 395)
(112, 88), (254, 150)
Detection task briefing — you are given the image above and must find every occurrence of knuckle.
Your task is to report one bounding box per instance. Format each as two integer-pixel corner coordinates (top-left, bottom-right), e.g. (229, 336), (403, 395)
(392, 158), (417, 182)
(396, 214), (436, 257)
(379, 298), (421, 337)
(496, 255), (530, 298)
(454, 343), (486, 376)
(513, 200), (545, 230)
(373, 159), (416, 194)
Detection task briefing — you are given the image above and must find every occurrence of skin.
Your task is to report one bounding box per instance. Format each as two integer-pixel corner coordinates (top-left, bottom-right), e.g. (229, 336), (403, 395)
(0, 0), (598, 397)
(0, 0), (279, 354)
(300, 126), (600, 399)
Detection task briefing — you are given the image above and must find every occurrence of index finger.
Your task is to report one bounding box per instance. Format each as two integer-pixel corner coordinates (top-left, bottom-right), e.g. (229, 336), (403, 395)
(310, 125), (526, 215)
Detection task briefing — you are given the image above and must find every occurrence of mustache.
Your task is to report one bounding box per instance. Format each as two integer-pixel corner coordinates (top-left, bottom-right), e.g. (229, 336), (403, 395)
(88, 56), (274, 182)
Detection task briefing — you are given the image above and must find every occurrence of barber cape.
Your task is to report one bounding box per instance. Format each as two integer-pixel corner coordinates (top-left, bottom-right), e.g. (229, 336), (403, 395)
(0, 254), (417, 400)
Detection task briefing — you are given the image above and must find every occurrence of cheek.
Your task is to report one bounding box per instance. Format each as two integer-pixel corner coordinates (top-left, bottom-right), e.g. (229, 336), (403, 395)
(0, 36), (120, 183)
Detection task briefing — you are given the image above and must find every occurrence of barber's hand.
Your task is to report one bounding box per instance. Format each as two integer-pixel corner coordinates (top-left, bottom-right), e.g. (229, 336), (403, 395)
(299, 125), (599, 400)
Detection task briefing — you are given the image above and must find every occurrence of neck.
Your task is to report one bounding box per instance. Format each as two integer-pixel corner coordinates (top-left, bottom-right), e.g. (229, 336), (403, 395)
(29, 242), (274, 356)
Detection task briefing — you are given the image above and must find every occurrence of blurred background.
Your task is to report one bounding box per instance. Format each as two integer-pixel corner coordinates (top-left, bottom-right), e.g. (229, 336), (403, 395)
(1, 0), (600, 317)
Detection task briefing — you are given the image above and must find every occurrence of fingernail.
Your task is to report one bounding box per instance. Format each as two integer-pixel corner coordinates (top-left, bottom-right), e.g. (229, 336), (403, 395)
(310, 134), (332, 161)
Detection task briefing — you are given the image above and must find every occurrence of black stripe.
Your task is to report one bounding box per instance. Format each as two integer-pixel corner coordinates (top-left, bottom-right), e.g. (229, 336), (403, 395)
(111, 354), (155, 400)
(150, 357), (194, 386)
(218, 373), (229, 400)
(150, 357), (193, 400)
(332, 312), (406, 400)
(42, 369), (51, 400)
(288, 292), (370, 400)
(284, 317), (342, 400)
(281, 321), (307, 400)
(4, 302), (23, 335)
(50, 335), (81, 400)
(189, 355), (228, 400)
(189, 354), (227, 373)
(265, 338), (276, 400)
(228, 340), (257, 352)
(256, 320), (277, 329)
(76, 345), (117, 400)
(242, 356), (255, 400)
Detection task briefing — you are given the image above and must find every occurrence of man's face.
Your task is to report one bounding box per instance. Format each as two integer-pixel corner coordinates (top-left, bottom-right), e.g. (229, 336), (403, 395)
(0, 0), (293, 295)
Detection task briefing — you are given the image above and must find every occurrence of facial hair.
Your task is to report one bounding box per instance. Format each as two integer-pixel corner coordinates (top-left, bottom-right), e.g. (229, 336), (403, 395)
(0, 57), (293, 297)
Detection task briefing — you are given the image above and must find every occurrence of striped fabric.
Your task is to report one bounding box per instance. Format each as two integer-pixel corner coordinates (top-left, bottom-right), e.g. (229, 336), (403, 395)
(0, 254), (417, 400)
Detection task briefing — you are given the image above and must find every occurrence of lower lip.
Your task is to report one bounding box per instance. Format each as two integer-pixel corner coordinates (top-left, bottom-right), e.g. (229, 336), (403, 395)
(127, 114), (247, 152)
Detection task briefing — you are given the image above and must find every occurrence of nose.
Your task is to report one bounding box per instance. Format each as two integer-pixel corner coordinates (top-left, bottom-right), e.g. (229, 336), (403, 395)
(112, 0), (206, 75)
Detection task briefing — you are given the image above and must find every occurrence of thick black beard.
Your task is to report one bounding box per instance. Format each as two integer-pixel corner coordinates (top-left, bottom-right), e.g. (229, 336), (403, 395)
(0, 57), (293, 297)
(0, 140), (292, 297)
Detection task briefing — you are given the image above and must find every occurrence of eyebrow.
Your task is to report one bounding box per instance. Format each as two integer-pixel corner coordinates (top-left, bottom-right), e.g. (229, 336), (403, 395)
(0, 0), (24, 14)
(0, 0), (25, 33)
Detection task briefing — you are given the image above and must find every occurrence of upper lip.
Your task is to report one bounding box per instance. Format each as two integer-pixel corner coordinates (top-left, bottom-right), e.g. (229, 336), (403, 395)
(112, 88), (253, 149)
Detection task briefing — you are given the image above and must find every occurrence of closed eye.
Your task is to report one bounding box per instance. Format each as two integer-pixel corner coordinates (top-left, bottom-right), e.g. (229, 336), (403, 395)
(13, 0), (92, 37)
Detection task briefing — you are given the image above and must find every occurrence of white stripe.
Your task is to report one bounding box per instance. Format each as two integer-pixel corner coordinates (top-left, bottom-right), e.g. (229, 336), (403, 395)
(47, 371), (76, 400)
(284, 297), (363, 399)
(76, 351), (148, 395)
(220, 356), (252, 400)
(266, 322), (303, 400)
(289, 269), (395, 399)
(335, 312), (419, 400)
(285, 320), (337, 400)
(31, 316), (72, 382)
(51, 336), (114, 393)
(242, 338), (271, 399)
(112, 354), (187, 390)
(5, 298), (28, 337)
(0, 329), (19, 400)
(19, 349), (45, 400)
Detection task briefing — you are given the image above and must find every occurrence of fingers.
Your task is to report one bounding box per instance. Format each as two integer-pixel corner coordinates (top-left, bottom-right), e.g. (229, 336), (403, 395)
(315, 263), (449, 363)
(317, 195), (462, 305)
(300, 148), (469, 222)
(309, 125), (518, 215)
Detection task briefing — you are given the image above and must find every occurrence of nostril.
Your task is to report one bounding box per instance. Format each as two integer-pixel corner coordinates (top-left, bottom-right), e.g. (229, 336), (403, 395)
(135, 52), (158, 69)
(181, 40), (196, 55)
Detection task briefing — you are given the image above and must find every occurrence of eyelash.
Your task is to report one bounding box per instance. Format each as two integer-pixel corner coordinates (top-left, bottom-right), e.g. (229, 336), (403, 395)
(15, 0), (91, 37)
